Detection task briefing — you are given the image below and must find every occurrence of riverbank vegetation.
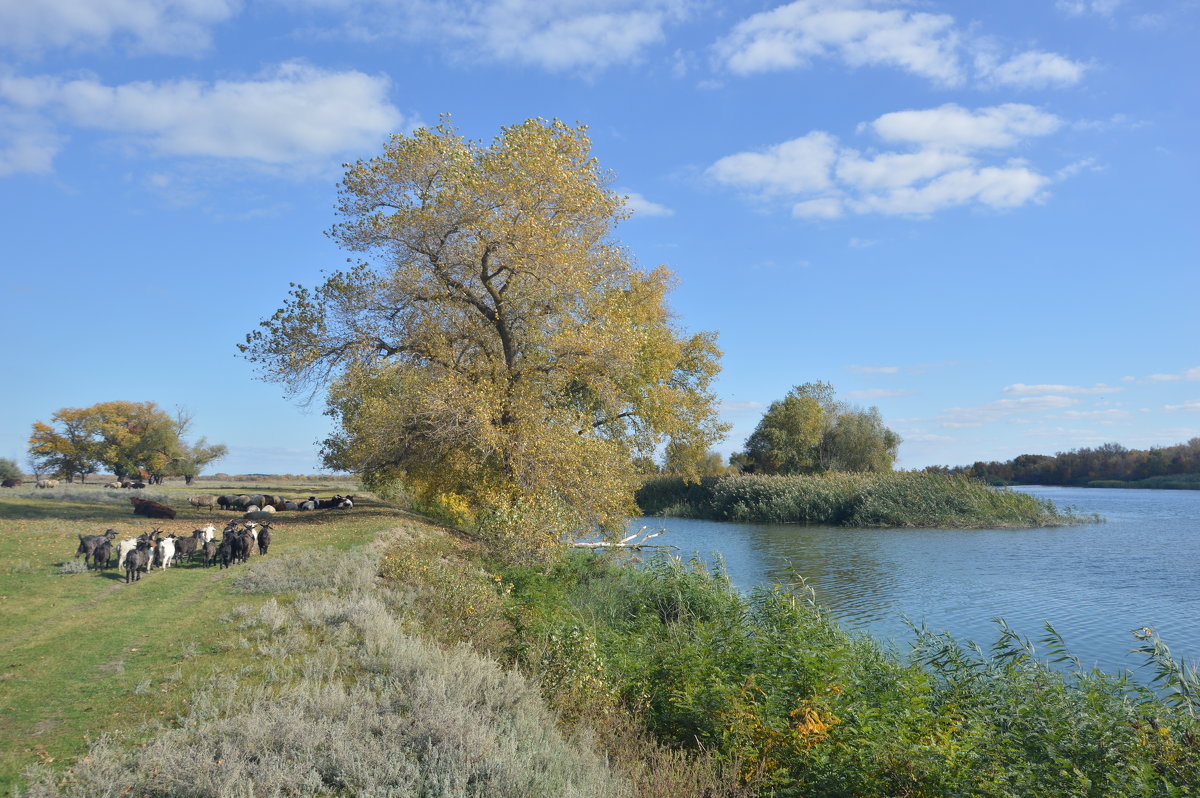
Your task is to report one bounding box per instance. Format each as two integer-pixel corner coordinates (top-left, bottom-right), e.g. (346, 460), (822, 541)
(939, 438), (1200, 489)
(636, 471), (1091, 527)
(11, 486), (1197, 796)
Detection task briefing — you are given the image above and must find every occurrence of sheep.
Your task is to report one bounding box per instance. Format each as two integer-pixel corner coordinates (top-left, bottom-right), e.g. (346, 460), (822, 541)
(299, 499), (317, 511)
(36, 479), (59, 489)
(105, 481), (122, 489)
(188, 494), (218, 510)
(74, 529), (117, 566)
(124, 540), (152, 583)
(243, 510), (275, 523)
(256, 523), (272, 556)
(93, 539), (113, 570)
(283, 500), (298, 511)
(156, 536), (177, 569)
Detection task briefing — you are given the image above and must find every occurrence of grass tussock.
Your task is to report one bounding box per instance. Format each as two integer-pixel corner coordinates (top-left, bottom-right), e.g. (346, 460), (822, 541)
(637, 472), (1094, 527)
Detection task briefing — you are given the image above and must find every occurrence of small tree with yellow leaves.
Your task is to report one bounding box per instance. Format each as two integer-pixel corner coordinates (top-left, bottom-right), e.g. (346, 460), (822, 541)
(241, 118), (726, 554)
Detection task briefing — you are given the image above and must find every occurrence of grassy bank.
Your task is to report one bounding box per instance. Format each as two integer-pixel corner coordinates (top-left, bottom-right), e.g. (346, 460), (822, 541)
(8, 484), (1195, 796)
(636, 472), (1094, 527)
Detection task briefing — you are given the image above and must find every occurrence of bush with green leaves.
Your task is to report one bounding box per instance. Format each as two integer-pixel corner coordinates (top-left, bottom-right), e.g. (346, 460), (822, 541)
(0, 457), (21, 481)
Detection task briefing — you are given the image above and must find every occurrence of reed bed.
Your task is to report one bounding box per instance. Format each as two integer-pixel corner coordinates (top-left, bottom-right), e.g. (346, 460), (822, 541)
(637, 472), (1092, 527)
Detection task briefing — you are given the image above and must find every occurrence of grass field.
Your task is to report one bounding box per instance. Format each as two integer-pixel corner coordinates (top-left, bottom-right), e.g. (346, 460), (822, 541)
(0, 480), (393, 792)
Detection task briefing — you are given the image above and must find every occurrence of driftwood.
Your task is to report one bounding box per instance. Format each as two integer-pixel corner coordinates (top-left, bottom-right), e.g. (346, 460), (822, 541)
(570, 526), (675, 550)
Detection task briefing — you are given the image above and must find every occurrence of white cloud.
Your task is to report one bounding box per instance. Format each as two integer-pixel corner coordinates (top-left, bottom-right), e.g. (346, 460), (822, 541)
(1148, 373), (1182, 383)
(940, 395), (1080, 427)
(0, 109), (63, 176)
(622, 190), (674, 217)
(282, 0), (685, 72)
(982, 50), (1088, 89)
(0, 0), (240, 55)
(1166, 400), (1200, 412)
(792, 196), (843, 218)
(1185, 366), (1200, 381)
(0, 63), (402, 172)
(847, 364), (899, 374)
(716, 0), (963, 85)
(870, 103), (1062, 150)
(716, 0), (1085, 89)
(1003, 383), (1120, 395)
(709, 103), (1067, 218)
(1062, 409), (1129, 420)
(1057, 0), (1123, 17)
(708, 131), (837, 195)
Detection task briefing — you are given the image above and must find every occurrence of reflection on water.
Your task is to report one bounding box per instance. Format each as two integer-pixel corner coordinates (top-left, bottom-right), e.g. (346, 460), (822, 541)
(635, 486), (1200, 676)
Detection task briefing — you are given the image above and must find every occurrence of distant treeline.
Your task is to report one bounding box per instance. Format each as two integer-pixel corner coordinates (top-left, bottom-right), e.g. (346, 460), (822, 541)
(930, 438), (1200, 488)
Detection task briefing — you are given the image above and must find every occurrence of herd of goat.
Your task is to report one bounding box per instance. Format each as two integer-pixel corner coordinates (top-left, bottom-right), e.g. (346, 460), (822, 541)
(74, 520), (273, 583)
(67, 492), (356, 583)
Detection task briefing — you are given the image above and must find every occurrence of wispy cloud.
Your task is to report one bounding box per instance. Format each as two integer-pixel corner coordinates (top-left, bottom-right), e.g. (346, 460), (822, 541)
(283, 0), (688, 73)
(720, 400), (767, 413)
(621, 190), (675, 217)
(846, 388), (916, 399)
(1166, 400), (1200, 412)
(0, 0), (241, 56)
(1003, 383), (1120, 396)
(939, 395), (1080, 428)
(715, 0), (1086, 89)
(847, 364), (900, 374)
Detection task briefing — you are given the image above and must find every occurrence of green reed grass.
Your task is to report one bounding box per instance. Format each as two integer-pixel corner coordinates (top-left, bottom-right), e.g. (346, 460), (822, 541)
(637, 472), (1094, 527)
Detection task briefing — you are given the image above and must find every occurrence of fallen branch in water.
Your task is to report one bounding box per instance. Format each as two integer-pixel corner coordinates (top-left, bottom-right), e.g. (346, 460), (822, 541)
(570, 526), (675, 549)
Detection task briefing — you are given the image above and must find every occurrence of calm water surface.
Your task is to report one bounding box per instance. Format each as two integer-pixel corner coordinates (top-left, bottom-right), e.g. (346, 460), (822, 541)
(636, 486), (1200, 676)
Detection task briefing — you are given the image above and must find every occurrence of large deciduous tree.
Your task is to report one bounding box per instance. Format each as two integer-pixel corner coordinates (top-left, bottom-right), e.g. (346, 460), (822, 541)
(240, 118), (726, 551)
(27, 402), (226, 483)
(737, 383), (901, 475)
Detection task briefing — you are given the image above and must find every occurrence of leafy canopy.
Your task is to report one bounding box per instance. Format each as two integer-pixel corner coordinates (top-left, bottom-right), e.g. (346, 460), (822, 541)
(738, 382), (901, 475)
(241, 118), (727, 549)
(27, 401), (226, 482)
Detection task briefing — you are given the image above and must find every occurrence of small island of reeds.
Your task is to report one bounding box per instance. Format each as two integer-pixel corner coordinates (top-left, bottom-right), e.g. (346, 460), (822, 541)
(636, 471), (1096, 528)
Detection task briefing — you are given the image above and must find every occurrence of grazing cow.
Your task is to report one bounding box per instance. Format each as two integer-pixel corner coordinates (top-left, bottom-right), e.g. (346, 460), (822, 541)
(130, 497), (176, 520)
(1, 478), (21, 488)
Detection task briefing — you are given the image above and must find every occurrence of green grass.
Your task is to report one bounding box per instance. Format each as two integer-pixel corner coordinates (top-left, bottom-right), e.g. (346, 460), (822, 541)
(636, 472), (1096, 527)
(0, 481), (393, 792)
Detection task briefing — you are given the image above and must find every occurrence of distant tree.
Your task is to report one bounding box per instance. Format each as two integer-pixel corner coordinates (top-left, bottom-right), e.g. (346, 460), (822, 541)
(170, 437), (229, 485)
(662, 443), (726, 476)
(28, 402), (226, 483)
(28, 408), (100, 482)
(736, 382), (900, 475)
(822, 407), (901, 473)
(0, 457), (21, 481)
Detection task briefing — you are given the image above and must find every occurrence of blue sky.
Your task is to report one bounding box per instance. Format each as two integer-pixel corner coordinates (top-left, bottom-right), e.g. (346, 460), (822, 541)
(1, 0), (1197, 474)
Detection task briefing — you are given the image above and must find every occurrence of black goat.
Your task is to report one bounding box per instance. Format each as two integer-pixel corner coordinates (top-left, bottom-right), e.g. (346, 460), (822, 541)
(75, 529), (117, 567)
(257, 523), (272, 556)
(124, 541), (151, 583)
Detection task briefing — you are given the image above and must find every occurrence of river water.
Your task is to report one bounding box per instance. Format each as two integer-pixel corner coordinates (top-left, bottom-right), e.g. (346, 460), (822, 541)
(635, 486), (1200, 677)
